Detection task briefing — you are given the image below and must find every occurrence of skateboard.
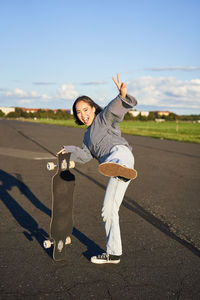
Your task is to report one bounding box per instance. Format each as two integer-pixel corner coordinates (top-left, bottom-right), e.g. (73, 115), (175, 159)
(43, 152), (75, 261)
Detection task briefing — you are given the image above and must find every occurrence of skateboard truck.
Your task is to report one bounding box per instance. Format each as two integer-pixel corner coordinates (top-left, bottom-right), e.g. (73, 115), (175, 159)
(47, 159), (75, 171)
(43, 236), (71, 249)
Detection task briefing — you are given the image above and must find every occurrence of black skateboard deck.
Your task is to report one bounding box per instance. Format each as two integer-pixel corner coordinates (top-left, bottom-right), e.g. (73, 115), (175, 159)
(44, 152), (75, 261)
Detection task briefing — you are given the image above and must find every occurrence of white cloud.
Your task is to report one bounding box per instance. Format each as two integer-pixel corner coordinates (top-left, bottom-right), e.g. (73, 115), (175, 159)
(57, 84), (79, 99)
(41, 94), (52, 100)
(0, 87), (53, 108)
(30, 91), (40, 98)
(1, 78), (199, 113)
(14, 88), (28, 97)
(0, 83), (79, 107)
(128, 76), (200, 110)
(0, 88), (51, 100)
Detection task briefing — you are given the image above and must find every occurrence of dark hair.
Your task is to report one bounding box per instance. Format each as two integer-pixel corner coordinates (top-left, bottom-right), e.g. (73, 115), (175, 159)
(72, 95), (103, 125)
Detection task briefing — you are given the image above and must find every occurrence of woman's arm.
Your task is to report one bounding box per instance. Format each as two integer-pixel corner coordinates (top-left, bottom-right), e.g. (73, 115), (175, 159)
(102, 94), (137, 123)
(58, 143), (93, 164)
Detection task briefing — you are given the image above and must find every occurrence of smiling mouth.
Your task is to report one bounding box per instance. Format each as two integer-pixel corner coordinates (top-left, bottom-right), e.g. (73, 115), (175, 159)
(83, 117), (89, 124)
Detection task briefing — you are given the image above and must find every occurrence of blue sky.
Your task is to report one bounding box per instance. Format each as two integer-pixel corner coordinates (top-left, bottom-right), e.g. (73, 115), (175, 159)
(0, 0), (200, 115)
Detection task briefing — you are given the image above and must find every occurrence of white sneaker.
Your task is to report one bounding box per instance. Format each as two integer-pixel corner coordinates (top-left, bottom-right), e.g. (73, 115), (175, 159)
(91, 253), (120, 264)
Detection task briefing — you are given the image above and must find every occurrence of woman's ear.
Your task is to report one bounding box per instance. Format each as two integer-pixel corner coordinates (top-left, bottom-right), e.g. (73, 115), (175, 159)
(92, 106), (96, 113)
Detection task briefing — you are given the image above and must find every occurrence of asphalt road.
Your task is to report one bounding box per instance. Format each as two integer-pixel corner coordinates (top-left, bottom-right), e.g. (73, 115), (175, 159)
(0, 119), (200, 300)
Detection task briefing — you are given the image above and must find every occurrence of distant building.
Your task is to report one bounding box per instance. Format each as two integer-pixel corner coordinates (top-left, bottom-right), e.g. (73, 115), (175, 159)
(0, 107), (15, 115)
(129, 110), (172, 119)
(154, 111), (170, 117)
(155, 118), (165, 122)
(141, 111), (149, 117)
(53, 109), (71, 114)
(129, 110), (140, 117)
(16, 107), (72, 114)
(19, 107), (38, 113)
(129, 110), (149, 117)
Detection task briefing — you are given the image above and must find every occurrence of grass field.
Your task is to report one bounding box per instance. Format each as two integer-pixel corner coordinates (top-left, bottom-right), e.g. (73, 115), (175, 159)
(25, 118), (200, 144)
(120, 121), (200, 143)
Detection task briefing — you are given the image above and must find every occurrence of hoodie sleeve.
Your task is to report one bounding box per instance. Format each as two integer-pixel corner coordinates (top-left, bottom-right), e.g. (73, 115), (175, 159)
(63, 143), (93, 164)
(102, 94), (137, 124)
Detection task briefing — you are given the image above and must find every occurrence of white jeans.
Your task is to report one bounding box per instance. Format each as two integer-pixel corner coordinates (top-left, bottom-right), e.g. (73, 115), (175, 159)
(101, 145), (134, 256)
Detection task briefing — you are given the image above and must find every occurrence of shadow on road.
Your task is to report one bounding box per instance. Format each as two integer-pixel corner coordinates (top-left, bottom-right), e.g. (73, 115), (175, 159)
(74, 168), (200, 258)
(0, 169), (104, 261)
(0, 169), (52, 257)
(73, 227), (104, 260)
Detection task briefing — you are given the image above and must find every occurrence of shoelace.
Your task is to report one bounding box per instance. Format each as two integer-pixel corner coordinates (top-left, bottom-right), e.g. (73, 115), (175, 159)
(97, 253), (109, 260)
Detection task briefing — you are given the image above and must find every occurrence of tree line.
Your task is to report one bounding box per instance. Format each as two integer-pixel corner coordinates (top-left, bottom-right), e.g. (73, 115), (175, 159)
(0, 107), (199, 121)
(124, 111), (200, 121)
(0, 108), (73, 120)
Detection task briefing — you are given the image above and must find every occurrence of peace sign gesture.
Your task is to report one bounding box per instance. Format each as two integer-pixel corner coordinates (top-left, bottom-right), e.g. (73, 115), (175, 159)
(112, 73), (127, 99)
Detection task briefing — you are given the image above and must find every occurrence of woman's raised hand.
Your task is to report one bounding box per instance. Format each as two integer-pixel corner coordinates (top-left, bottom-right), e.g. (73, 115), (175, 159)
(56, 148), (66, 156)
(112, 73), (127, 98)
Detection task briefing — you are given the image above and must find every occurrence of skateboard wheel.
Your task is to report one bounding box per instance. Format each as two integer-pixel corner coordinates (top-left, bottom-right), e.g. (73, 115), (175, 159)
(43, 240), (53, 249)
(61, 160), (75, 170)
(69, 161), (75, 169)
(47, 162), (56, 171)
(65, 236), (71, 245)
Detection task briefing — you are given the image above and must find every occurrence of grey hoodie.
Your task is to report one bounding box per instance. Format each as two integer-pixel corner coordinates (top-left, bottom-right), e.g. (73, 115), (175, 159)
(63, 94), (137, 164)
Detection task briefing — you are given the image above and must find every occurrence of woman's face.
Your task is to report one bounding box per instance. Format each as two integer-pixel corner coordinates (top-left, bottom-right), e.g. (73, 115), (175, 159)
(76, 101), (96, 126)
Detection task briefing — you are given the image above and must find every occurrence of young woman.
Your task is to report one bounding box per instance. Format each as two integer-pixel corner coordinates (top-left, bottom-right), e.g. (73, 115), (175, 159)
(58, 74), (137, 264)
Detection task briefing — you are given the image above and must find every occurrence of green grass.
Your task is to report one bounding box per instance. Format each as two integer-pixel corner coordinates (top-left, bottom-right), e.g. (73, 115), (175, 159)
(25, 118), (80, 128)
(24, 118), (200, 144)
(120, 121), (200, 143)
